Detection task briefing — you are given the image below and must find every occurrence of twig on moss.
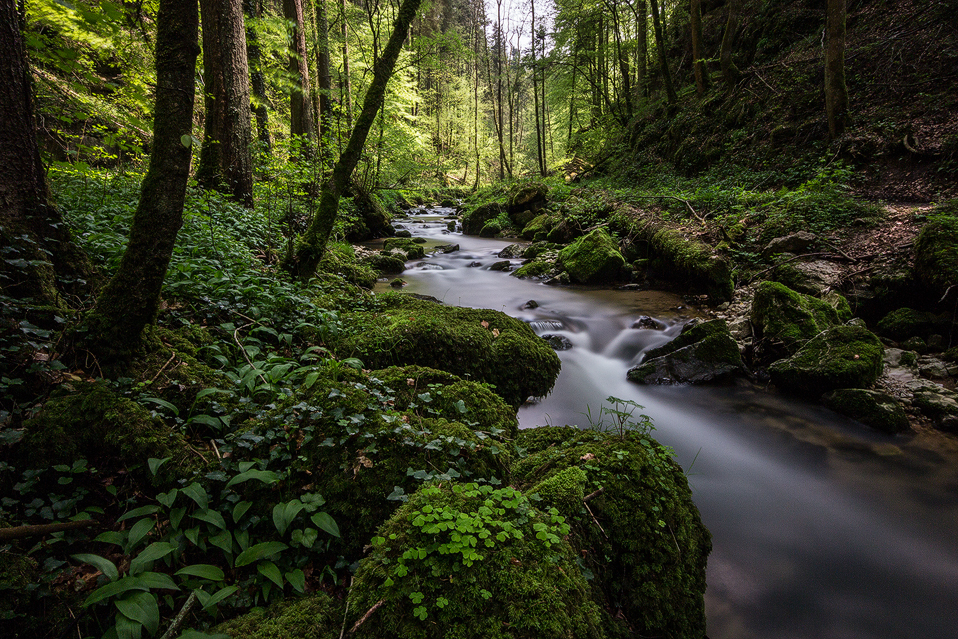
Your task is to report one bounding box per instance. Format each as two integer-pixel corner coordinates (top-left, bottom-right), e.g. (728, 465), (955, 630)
(160, 591), (197, 639)
(583, 502), (608, 539)
(583, 487), (605, 503)
(348, 599), (385, 635)
(0, 519), (97, 542)
(629, 195), (706, 225)
(149, 350), (178, 384)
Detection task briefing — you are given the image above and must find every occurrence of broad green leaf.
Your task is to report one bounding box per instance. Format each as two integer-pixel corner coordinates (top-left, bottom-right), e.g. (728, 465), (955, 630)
(72, 553), (118, 582)
(272, 500), (304, 536)
(170, 507), (187, 531)
(126, 518), (155, 552)
(232, 501), (252, 523)
(95, 531), (126, 548)
(140, 396), (179, 416)
(175, 564), (225, 582)
(115, 611), (143, 639)
(209, 530), (233, 558)
(84, 576), (147, 607)
(256, 561), (283, 589)
(157, 489), (179, 508)
(116, 505), (160, 523)
(201, 585), (239, 612)
(194, 388), (227, 400)
(147, 458), (170, 477)
(285, 569), (306, 593)
(180, 134), (193, 147)
(114, 591), (159, 636)
(225, 468), (281, 488)
(192, 509), (227, 530)
(181, 483), (208, 511)
(234, 542), (288, 567)
(135, 572), (178, 591)
(310, 512), (340, 538)
(129, 542), (176, 575)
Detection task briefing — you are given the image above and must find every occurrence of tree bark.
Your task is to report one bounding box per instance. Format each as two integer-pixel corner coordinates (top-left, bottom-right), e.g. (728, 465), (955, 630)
(691, 0), (710, 94)
(244, 0), (271, 150)
(197, 0), (254, 207)
(0, 0), (91, 305)
(339, 0), (353, 129)
(84, 0), (199, 362)
(283, 0), (316, 147)
(825, 0), (848, 139)
(315, 0), (333, 144)
(649, 0), (677, 105)
(720, 0), (742, 86)
(291, 0), (424, 279)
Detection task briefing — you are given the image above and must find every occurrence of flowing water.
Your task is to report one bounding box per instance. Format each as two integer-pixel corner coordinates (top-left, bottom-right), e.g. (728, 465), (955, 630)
(370, 207), (958, 639)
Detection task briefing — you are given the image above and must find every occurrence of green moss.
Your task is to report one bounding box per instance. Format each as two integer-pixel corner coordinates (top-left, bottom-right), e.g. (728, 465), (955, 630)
(628, 321), (743, 385)
(643, 319), (732, 360)
(319, 242), (377, 288)
(823, 291), (853, 322)
(557, 228), (627, 284)
(327, 295), (561, 408)
(521, 213), (552, 240)
(522, 241), (561, 259)
(512, 428), (711, 639)
(768, 325), (885, 397)
(20, 381), (196, 480)
(348, 482), (605, 639)
(823, 389), (910, 434)
(528, 465), (587, 512)
(648, 228), (734, 303)
(751, 281), (842, 356)
(463, 202), (506, 235)
(512, 261), (553, 279)
(875, 307), (949, 341)
(382, 238), (426, 260)
(216, 593), (342, 639)
(363, 252), (406, 275)
(914, 209), (958, 299)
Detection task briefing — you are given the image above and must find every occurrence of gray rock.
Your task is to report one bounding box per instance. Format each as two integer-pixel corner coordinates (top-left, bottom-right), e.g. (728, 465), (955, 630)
(763, 231), (817, 258)
(918, 357), (951, 379)
(632, 316), (666, 330)
(433, 243), (460, 254)
(498, 244), (526, 259)
(628, 321), (744, 385)
(823, 388), (910, 434)
(489, 261), (512, 272)
(541, 334), (573, 351)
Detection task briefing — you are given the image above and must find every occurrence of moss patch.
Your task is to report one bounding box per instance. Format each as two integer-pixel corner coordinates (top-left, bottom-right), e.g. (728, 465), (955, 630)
(875, 307), (951, 342)
(823, 389), (910, 434)
(319, 242), (377, 288)
(751, 281), (842, 358)
(216, 592), (342, 639)
(382, 238), (426, 260)
(557, 228), (627, 284)
(462, 202), (506, 235)
(768, 325), (885, 397)
(914, 210), (958, 301)
(512, 260), (553, 279)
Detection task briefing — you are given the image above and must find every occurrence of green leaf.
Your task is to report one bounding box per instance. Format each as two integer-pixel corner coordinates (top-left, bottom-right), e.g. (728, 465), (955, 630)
(84, 576), (148, 607)
(170, 507), (187, 531)
(272, 500), (305, 536)
(192, 509), (227, 530)
(147, 458), (170, 477)
(181, 483), (209, 511)
(126, 518), (155, 552)
(116, 505), (161, 523)
(177, 631), (232, 639)
(135, 572), (178, 591)
(310, 512), (340, 538)
(129, 542), (176, 575)
(95, 531), (126, 548)
(157, 489), (179, 508)
(115, 610), (143, 639)
(256, 561), (284, 589)
(285, 569), (306, 593)
(114, 591), (160, 636)
(201, 585), (239, 612)
(209, 530), (233, 559)
(140, 396), (179, 416)
(180, 134), (193, 147)
(174, 564), (225, 582)
(234, 542), (288, 567)
(225, 468), (281, 488)
(232, 501), (252, 523)
(72, 553), (119, 582)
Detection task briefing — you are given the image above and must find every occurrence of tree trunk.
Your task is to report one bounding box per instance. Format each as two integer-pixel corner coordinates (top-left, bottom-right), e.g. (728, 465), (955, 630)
(291, 0), (424, 279)
(531, 0), (544, 176)
(243, 0), (271, 150)
(283, 0), (316, 147)
(649, 0), (677, 105)
(691, 0), (710, 94)
(84, 0), (199, 362)
(197, 0), (254, 207)
(635, 0), (648, 100)
(314, 0), (333, 144)
(825, 0), (848, 139)
(720, 0), (742, 86)
(0, 0), (91, 305)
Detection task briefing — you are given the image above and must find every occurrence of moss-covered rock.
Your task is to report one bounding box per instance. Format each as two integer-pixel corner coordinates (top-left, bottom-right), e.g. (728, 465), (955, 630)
(522, 241), (561, 259)
(319, 242), (377, 288)
(368, 365), (519, 437)
(513, 427), (711, 639)
(20, 381), (195, 479)
(382, 238), (426, 260)
(347, 481), (605, 639)
(512, 260), (554, 280)
(823, 389), (910, 433)
(463, 202), (505, 235)
(480, 217), (508, 237)
(508, 181), (548, 216)
(521, 213), (552, 241)
(216, 592), (342, 639)
(362, 251), (406, 275)
(750, 281), (843, 359)
(648, 228), (734, 303)
(557, 228), (627, 284)
(875, 307), (951, 342)
(914, 210), (958, 301)
(768, 325), (885, 397)
(327, 294), (561, 408)
(628, 320), (744, 384)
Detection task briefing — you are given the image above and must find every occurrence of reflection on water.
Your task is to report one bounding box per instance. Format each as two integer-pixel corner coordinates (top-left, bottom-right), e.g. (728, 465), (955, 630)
(370, 209), (958, 639)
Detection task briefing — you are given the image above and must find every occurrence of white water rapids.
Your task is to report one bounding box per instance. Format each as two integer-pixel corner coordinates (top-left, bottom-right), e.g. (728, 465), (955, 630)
(368, 208), (958, 639)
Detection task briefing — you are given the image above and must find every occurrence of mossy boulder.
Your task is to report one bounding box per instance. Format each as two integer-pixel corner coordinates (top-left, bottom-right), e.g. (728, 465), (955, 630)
(648, 227), (734, 303)
(768, 325), (885, 397)
(627, 319), (744, 384)
(875, 307), (950, 342)
(369, 365), (519, 437)
(557, 228), (627, 284)
(512, 260), (554, 280)
(507, 181), (548, 219)
(914, 211), (958, 301)
(347, 481), (605, 639)
(327, 294), (561, 408)
(463, 202), (505, 235)
(362, 251), (406, 275)
(750, 281), (843, 359)
(20, 381), (194, 479)
(823, 389), (910, 434)
(521, 213), (552, 240)
(382, 238), (426, 259)
(216, 592), (342, 639)
(513, 427), (711, 639)
(319, 242), (377, 288)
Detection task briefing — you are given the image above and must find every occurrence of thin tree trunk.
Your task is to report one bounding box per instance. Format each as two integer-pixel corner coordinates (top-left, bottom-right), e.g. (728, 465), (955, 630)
(314, 0), (333, 144)
(85, 0), (199, 362)
(340, 0), (353, 128)
(243, 0), (271, 150)
(283, 0), (316, 148)
(825, 0), (848, 139)
(720, 0), (742, 86)
(691, 0), (710, 94)
(531, 0), (544, 176)
(635, 0), (647, 100)
(649, 0), (677, 105)
(607, 0), (633, 120)
(197, 0), (254, 207)
(292, 0), (424, 279)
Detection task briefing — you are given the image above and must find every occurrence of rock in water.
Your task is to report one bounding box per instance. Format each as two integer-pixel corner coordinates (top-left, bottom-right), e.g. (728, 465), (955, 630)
(823, 388), (910, 433)
(557, 228), (627, 284)
(768, 325), (884, 397)
(627, 319), (744, 384)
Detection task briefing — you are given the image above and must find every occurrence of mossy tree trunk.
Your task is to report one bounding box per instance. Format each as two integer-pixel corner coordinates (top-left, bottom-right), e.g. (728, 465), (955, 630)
(197, 0), (254, 207)
(649, 0), (677, 106)
(283, 0), (316, 154)
(825, 0), (848, 139)
(0, 0), (91, 306)
(691, 0), (710, 95)
(244, 0), (272, 150)
(720, 0), (742, 86)
(291, 0), (424, 280)
(84, 0), (199, 362)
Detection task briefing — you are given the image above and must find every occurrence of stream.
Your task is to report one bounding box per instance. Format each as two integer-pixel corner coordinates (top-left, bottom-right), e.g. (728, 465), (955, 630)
(370, 207), (958, 639)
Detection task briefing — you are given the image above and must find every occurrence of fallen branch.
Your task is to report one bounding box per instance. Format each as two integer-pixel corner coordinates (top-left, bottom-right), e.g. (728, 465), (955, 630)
(348, 599), (385, 635)
(0, 519), (97, 542)
(629, 195), (706, 225)
(583, 487), (605, 503)
(160, 591), (197, 639)
(149, 350), (179, 383)
(583, 502), (608, 539)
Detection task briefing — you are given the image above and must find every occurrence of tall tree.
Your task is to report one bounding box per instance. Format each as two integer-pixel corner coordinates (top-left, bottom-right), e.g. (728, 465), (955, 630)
(244, 0), (272, 150)
(84, 0), (200, 362)
(531, 0), (545, 176)
(314, 0), (333, 143)
(649, 0), (677, 105)
(292, 0), (424, 279)
(284, 0), (317, 147)
(0, 0), (90, 305)
(720, 0), (742, 86)
(825, 0), (848, 139)
(197, 0), (254, 207)
(690, 0), (710, 94)
(339, 0), (353, 129)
